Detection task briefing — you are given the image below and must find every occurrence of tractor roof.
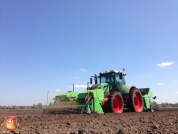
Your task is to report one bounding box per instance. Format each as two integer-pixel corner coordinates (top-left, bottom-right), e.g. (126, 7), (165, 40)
(99, 70), (123, 75)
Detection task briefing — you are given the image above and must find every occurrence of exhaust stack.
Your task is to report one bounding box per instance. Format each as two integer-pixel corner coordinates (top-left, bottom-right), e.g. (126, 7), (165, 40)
(73, 84), (74, 92)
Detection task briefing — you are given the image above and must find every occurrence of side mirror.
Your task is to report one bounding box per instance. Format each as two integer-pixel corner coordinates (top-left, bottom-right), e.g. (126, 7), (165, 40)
(119, 73), (123, 79)
(95, 78), (98, 84)
(90, 78), (92, 84)
(153, 96), (157, 100)
(94, 74), (98, 84)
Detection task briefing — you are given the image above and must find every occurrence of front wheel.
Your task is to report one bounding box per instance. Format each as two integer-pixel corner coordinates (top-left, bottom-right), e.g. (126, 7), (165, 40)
(108, 91), (124, 114)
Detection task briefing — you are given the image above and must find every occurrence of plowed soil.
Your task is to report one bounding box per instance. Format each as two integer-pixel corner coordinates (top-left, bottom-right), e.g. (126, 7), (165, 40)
(0, 109), (178, 134)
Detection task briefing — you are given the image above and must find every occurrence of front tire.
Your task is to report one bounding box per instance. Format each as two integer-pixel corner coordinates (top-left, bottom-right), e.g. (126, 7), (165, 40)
(108, 91), (124, 114)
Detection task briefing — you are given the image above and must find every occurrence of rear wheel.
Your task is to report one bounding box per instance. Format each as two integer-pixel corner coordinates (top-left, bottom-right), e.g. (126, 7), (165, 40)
(108, 91), (124, 114)
(129, 88), (144, 112)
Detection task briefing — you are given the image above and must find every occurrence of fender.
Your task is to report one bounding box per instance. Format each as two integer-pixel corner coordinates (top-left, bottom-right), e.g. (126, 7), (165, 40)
(121, 84), (136, 94)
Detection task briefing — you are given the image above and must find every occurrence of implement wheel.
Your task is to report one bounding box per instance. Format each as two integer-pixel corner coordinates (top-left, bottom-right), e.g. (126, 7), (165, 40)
(53, 98), (60, 106)
(129, 88), (144, 112)
(108, 91), (124, 114)
(102, 93), (110, 112)
(151, 106), (155, 112)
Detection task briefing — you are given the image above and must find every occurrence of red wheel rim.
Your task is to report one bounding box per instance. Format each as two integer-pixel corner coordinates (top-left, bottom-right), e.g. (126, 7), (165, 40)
(134, 92), (143, 112)
(113, 95), (123, 113)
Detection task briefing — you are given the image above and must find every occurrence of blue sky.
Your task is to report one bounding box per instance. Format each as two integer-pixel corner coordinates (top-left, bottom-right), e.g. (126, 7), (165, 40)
(0, 1), (178, 106)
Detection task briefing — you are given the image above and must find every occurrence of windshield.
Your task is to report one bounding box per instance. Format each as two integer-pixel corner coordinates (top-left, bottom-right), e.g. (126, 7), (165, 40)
(100, 73), (114, 83)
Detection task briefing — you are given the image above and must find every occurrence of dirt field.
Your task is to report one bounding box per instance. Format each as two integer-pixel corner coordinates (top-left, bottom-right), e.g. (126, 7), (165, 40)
(0, 109), (178, 134)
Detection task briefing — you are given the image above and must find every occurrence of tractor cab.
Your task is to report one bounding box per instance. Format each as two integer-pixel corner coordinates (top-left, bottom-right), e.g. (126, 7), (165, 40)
(90, 70), (126, 92)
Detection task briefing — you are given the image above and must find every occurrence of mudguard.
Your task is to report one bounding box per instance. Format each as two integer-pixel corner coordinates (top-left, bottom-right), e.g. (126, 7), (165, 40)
(121, 84), (136, 94)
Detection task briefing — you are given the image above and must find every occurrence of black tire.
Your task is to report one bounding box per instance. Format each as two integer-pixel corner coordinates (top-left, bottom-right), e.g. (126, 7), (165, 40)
(102, 92), (110, 113)
(129, 88), (144, 112)
(108, 91), (124, 114)
(151, 106), (154, 112)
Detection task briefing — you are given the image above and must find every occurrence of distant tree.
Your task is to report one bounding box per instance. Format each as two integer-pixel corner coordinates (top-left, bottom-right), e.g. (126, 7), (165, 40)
(172, 103), (178, 107)
(2, 106), (7, 109)
(159, 102), (178, 107)
(170, 103), (173, 107)
(37, 103), (43, 109)
(21, 106), (25, 109)
(176, 103), (178, 107)
(165, 102), (169, 106)
(152, 101), (158, 105)
(161, 103), (166, 107)
(32, 104), (36, 109)
(49, 102), (53, 106)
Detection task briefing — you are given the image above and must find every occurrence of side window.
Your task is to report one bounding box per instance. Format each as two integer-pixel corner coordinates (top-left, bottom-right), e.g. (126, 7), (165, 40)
(101, 77), (106, 83)
(115, 74), (123, 83)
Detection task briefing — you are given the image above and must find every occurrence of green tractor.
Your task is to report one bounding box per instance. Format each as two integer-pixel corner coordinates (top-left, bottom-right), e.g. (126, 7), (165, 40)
(44, 70), (156, 114)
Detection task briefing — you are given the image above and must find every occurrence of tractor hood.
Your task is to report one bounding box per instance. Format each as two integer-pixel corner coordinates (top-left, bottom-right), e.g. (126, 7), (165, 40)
(89, 84), (101, 89)
(89, 83), (109, 90)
